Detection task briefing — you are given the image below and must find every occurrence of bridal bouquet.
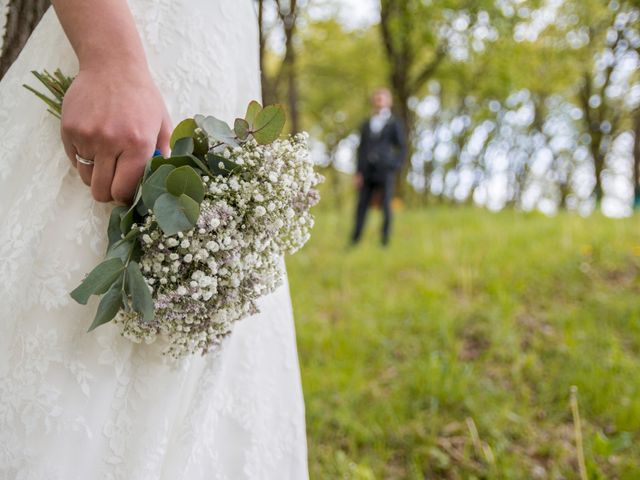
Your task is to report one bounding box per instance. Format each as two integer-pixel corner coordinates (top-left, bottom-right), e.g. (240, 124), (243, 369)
(26, 70), (323, 358)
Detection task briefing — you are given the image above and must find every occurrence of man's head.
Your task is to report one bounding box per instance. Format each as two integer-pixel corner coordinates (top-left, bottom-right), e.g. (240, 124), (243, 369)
(371, 88), (393, 113)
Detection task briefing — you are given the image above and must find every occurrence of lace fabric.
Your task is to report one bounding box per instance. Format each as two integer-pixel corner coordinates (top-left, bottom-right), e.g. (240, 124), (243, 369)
(0, 1), (308, 478)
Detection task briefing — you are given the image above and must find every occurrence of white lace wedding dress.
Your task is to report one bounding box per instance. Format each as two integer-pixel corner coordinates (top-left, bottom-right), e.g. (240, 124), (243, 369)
(0, 1), (308, 479)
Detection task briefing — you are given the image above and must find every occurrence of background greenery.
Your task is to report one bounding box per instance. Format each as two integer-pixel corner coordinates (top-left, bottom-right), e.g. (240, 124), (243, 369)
(287, 179), (640, 479)
(263, 6), (640, 472)
(259, 0), (640, 213)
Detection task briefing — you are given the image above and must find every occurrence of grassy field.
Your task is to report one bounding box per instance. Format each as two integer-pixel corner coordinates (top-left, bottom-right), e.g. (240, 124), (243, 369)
(286, 204), (640, 479)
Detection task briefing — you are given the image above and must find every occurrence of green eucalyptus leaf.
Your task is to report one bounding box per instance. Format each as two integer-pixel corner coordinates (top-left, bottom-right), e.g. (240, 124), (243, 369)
(169, 118), (197, 149)
(143, 153), (164, 181)
(245, 100), (262, 127)
(109, 235), (143, 264)
(149, 153), (211, 177)
(149, 154), (200, 173)
(192, 131), (210, 157)
(136, 199), (149, 216)
(131, 177), (144, 205)
(187, 153), (213, 177)
(178, 193), (200, 225)
(121, 178), (145, 220)
(107, 206), (127, 248)
(199, 116), (239, 147)
(153, 192), (200, 236)
(120, 207), (134, 235)
(172, 137), (194, 156)
(253, 104), (286, 144)
(206, 153), (240, 175)
(126, 261), (154, 323)
(70, 257), (125, 305)
(142, 164), (174, 210)
(121, 288), (130, 312)
(234, 118), (250, 140)
(106, 238), (135, 262)
(87, 279), (124, 332)
(171, 129), (209, 158)
(106, 227), (140, 262)
(165, 165), (204, 203)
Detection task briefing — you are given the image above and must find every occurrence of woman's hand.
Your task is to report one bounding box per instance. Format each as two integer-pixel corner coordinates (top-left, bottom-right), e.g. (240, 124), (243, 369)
(60, 65), (172, 204)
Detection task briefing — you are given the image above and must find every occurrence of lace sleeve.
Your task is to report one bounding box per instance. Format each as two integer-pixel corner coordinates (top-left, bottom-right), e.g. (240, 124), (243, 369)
(0, 0), (9, 57)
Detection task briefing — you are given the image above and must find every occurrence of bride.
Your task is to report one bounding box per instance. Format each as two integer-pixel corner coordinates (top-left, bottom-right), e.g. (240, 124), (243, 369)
(0, 0), (308, 478)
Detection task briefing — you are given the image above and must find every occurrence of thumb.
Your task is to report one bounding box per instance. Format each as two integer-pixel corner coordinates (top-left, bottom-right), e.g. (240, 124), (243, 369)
(156, 111), (172, 156)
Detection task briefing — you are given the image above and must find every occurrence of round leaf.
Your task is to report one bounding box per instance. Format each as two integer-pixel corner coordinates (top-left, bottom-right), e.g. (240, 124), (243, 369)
(142, 164), (174, 210)
(170, 118), (197, 149)
(172, 137), (194, 156)
(178, 193), (200, 225)
(165, 165), (204, 203)
(150, 154), (204, 173)
(153, 193), (200, 236)
(234, 118), (250, 140)
(169, 118), (209, 156)
(199, 116), (239, 147)
(253, 104), (286, 144)
(245, 100), (262, 127)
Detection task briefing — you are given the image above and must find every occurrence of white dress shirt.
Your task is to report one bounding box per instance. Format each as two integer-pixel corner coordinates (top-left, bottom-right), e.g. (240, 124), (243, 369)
(369, 108), (392, 135)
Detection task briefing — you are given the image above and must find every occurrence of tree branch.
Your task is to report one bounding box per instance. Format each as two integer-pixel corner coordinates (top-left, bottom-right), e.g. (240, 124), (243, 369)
(379, 0), (397, 62)
(410, 43), (447, 92)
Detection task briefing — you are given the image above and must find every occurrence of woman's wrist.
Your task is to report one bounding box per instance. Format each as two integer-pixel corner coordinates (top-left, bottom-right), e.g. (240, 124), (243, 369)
(78, 55), (152, 85)
(53, 0), (150, 78)
(77, 46), (149, 75)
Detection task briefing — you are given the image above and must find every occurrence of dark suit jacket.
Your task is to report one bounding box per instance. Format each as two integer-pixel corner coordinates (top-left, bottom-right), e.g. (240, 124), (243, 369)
(357, 115), (407, 182)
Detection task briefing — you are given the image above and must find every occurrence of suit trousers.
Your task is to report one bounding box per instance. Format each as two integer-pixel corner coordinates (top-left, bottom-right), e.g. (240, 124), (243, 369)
(352, 173), (395, 245)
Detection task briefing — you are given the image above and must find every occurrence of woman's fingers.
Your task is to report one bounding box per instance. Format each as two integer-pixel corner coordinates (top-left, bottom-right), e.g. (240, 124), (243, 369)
(61, 126), (77, 167)
(156, 110), (172, 156)
(69, 129), (163, 204)
(91, 152), (117, 203)
(111, 144), (154, 204)
(75, 147), (94, 187)
(58, 68), (171, 204)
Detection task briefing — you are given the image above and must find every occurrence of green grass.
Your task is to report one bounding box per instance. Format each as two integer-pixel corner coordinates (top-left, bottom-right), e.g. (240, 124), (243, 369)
(286, 203), (640, 479)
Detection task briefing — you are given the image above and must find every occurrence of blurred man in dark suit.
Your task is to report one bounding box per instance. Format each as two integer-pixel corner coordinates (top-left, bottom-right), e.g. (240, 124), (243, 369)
(351, 88), (406, 246)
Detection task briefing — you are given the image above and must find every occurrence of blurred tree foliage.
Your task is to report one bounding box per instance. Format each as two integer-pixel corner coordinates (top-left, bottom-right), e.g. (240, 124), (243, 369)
(298, 19), (386, 163)
(257, 0), (307, 133)
(378, 0), (500, 193)
(263, 0), (640, 212)
(0, 0), (48, 79)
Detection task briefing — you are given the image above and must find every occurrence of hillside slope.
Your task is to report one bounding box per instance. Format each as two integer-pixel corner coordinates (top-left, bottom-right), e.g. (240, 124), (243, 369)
(287, 206), (640, 479)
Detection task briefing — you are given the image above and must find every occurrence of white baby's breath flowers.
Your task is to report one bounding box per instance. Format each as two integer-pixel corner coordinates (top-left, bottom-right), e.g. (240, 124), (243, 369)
(114, 133), (323, 358)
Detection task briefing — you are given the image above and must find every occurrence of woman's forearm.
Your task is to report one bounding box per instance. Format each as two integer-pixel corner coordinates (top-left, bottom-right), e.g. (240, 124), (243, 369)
(51, 0), (171, 204)
(51, 0), (148, 71)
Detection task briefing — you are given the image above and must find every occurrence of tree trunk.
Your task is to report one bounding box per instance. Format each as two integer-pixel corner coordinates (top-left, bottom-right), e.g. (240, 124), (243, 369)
(378, 0), (446, 200)
(633, 110), (640, 209)
(592, 145), (605, 204)
(281, 9), (299, 133)
(0, 0), (48, 79)
(558, 179), (570, 210)
(393, 86), (412, 197)
(257, 0), (269, 104)
(380, 1), (412, 198)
